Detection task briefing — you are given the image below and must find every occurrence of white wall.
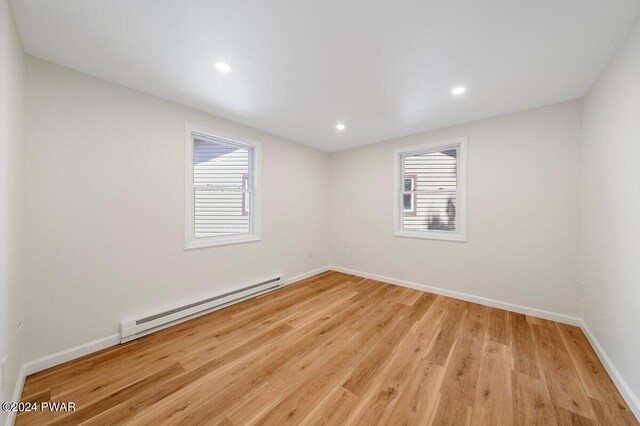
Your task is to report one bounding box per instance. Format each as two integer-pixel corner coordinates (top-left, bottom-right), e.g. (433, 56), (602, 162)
(582, 18), (640, 409)
(24, 57), (330, 361)
(330, 100), (583, 317)
(0, 0), (25, 423)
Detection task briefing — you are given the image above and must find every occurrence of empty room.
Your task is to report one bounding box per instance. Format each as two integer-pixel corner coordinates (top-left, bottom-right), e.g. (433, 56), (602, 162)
(2, 0), (640, 424)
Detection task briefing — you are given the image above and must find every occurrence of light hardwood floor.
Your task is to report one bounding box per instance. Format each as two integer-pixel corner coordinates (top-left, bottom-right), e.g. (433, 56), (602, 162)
(17, 271), (638, 425)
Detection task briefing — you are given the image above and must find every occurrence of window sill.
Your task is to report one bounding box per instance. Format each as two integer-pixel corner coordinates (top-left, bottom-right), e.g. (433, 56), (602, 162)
(185, 234), (261, 250)
(393, 230), (466, 242)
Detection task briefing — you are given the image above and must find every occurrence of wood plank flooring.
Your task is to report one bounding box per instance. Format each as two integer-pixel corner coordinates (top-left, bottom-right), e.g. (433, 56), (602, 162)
(17, 271), (638, 425)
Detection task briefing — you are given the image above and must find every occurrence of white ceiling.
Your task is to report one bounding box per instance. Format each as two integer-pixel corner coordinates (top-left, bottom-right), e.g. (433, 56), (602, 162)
(11, 0), (640, 152)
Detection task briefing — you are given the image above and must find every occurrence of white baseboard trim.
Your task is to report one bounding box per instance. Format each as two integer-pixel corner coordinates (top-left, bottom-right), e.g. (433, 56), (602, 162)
(4, 365), (27, 426)
(284, 265), (331, 286)
(23, 334), (120, 376)
(16, 266), (331, 380)
(579, 320), (640, 420)
(330, 265), (639, 420)
(9, 266), (637, 423)
(329, 265), (582, 326)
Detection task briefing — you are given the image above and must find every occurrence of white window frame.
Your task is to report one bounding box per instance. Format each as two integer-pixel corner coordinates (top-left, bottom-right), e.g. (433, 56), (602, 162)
(185, 123), (261, 249)
(393, 137), (467, 242)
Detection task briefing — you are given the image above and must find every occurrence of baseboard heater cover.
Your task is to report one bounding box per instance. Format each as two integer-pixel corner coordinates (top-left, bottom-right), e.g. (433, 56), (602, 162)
(120, 276), (283, 343)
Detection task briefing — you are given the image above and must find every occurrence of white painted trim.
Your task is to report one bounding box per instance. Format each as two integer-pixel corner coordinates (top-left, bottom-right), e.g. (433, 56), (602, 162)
(284, 266), (331, 286)
(185, 234), (261, 250)
(579, 320), (640, 421)
(393, 137), (468, 242)
(4, 365), (27, 426)
(329, 265), (581, 326)
(393, 230), (467, 242)
(23, 334), (120, 376)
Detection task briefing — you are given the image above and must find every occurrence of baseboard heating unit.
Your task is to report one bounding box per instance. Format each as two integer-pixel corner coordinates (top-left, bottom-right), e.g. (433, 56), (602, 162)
(120, 276), (284, 343)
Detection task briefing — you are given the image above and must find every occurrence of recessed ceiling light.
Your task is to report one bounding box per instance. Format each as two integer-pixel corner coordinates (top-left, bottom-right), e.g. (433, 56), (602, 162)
(336, 123), (346, 131)
(451, 86), (466, 96)
(214, 61), (232, 73)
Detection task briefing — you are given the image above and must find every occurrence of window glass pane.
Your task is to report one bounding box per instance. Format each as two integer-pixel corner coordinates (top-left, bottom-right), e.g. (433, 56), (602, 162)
(193, 138), (250, 238)
(402, 148), (457, 232)
(403, 177), (413, 191)
(403, 193), (412, 210)
(403, 193), (456, 231)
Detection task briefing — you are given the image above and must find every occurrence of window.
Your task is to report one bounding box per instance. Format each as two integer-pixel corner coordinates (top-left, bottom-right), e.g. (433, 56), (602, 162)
(403, 175), (417, 215)
(185, 124), (261, 249)
(394, 138), (467, 241)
